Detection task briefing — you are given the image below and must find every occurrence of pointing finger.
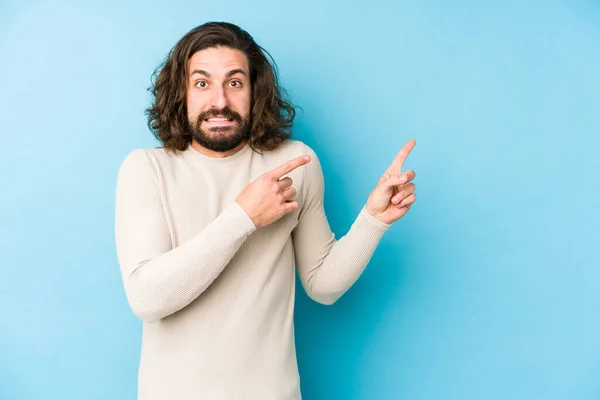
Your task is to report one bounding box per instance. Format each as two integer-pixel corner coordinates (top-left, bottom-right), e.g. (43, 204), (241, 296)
(400, 169), (416, 184)
(268, 155), (311, 180)
(390, 139), (416, 172)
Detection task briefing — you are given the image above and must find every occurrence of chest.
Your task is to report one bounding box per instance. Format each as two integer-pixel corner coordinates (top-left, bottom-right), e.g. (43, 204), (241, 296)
(159, 158), (304, 247)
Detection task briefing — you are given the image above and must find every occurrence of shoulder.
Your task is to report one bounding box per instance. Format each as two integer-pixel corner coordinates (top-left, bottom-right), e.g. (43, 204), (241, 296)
(117, 147), (183, 188)
(118, 146), (184, 174)
(266, 139), (321, 163)
(267, 140), (325, 198)
(260, 140), (324, 181)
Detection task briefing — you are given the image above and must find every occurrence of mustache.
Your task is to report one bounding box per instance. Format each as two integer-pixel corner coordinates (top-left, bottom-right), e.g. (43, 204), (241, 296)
(196, 107), (243, 123)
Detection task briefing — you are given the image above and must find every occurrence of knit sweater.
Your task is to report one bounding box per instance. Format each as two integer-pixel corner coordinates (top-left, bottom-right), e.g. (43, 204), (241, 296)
(114, 139), (391, 400)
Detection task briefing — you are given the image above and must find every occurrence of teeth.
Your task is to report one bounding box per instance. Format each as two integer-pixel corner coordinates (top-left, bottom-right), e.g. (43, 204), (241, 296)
(206, 118), (230, 122)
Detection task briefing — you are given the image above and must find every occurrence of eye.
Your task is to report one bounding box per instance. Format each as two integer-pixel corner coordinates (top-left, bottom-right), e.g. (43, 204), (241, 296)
(195, 81), (208, 88)
(229, 80), (243, 88)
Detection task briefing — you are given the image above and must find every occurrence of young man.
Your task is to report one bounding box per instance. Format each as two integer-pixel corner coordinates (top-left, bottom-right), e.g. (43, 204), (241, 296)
(115, 21), (416, 400)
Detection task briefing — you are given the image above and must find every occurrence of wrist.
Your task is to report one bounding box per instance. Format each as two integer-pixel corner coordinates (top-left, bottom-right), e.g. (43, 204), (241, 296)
(364, 203), (377, 217)
(365, 204), (393, 225)
(365, 203), (383, 221)
(360, 205), (393, 229)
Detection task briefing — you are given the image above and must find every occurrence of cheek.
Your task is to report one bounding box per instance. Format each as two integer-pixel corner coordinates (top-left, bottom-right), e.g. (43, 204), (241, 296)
(234, 91), (252, 115)
(186, 92), (206, 117)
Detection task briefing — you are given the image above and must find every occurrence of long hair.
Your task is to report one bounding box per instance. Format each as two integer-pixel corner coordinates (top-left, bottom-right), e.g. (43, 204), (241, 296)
(145, 22), (296, 153)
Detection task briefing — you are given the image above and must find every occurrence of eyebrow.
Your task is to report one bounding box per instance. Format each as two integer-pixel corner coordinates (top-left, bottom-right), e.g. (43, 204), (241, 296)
(190, 68), (247, 78)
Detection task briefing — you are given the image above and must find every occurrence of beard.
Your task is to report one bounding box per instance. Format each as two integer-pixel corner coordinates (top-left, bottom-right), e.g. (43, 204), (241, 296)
(188, 107), (251, 153)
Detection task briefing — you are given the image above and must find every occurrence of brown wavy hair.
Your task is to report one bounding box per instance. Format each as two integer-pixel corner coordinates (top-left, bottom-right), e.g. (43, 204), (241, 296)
(145, 22), (296, 153)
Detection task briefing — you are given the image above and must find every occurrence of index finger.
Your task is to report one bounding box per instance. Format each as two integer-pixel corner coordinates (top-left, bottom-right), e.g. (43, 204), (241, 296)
(268, 155), (311, 180)
(391, 139), (416, 172)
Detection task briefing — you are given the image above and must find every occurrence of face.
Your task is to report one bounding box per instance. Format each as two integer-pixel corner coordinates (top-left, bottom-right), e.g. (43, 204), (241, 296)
(186, 46), (252, 153)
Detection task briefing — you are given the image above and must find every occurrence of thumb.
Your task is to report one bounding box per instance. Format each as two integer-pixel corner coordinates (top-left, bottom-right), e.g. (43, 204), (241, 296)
(377, 174), (406, 194)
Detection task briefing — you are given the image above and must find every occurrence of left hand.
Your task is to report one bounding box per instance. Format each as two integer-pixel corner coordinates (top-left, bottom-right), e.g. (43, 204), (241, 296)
(365, 139), (417, 224)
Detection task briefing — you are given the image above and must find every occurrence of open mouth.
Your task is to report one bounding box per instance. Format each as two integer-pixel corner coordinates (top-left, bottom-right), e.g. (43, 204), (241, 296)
(204, 117), (236, 126)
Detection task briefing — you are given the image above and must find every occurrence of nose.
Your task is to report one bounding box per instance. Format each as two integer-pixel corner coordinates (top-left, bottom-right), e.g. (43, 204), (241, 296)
(210, 85), (229, 110)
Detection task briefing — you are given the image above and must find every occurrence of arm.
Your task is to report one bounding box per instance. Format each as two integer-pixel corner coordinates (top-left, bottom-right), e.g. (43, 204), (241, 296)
(292, 145), (392, 305)
(114, 149), (256, 322)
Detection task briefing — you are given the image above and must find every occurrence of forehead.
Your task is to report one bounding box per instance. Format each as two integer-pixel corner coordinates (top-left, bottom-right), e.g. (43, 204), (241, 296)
(188, 46), (249, 76)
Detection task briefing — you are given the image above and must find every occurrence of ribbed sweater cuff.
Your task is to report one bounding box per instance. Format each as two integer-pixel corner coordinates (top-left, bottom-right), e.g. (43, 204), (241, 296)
(354, 206), (392, 237)
(227, 201), (257, 236)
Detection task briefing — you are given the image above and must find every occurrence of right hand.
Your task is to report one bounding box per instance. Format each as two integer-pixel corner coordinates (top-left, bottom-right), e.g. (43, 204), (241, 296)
(236, 155), (311, 228)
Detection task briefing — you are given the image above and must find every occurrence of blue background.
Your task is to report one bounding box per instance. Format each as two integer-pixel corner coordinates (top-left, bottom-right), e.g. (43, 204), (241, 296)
(1, 0), (599, 399)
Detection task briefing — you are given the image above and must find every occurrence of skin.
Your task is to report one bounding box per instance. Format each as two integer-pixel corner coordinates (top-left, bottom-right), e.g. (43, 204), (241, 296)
(364, 139), (417, 224)
(185, 46), (416, 227)
(186, 46), (251, 158)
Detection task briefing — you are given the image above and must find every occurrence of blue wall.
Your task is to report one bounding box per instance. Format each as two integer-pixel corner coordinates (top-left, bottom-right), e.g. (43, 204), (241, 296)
(1, 1), (599, 399)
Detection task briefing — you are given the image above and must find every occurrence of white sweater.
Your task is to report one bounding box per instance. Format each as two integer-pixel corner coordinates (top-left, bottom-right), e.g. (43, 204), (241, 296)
(114, 139), (390, 399)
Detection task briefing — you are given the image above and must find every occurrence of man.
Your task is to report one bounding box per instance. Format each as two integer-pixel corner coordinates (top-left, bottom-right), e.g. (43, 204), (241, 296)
(114, 21), (416, 400)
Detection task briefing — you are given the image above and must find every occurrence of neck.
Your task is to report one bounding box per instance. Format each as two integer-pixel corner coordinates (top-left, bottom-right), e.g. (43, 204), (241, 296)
(190, 139), (247, 158)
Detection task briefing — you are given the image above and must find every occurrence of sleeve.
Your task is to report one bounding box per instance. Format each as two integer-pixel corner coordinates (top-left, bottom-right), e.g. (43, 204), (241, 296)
(114, 149), (256, 322)
(291, 144), (391, 305)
